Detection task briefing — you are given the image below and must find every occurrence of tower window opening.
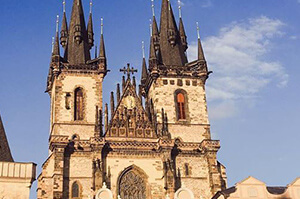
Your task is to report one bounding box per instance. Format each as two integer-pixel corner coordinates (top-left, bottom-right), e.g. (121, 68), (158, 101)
(177, 93), (186, 120)
(72, 182), (80, 198)
(74, 88), (84, 121)
(185, 163), (190, 176)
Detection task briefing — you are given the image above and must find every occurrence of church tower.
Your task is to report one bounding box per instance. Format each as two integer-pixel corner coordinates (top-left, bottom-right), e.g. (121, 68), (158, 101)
(38, 0), (108, 198)
(38, 0), (227, 199)
(140, 0), (210, 143)
(46, 0), (107, 141)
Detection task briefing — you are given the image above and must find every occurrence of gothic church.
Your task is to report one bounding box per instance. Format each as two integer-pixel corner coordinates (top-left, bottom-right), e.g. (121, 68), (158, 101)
(37, 0), (227, 198)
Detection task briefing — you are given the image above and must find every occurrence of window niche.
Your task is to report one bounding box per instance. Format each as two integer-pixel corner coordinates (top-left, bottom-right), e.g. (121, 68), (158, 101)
(174, 89), (189, 121)
(65, 93), (71, 110)
(74, 88), (84, 121)
(71, 181), (81, 198)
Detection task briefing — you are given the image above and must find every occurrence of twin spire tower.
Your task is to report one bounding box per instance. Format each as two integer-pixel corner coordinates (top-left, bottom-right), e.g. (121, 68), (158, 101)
(40, 1), (226, 199)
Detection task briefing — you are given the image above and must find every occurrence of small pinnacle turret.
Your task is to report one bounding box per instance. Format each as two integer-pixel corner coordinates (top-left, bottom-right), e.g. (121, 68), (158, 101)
(197, 22), (206, 61)
(179, 17), (187, 52)
(53, 15), (60, 57)
(87, 1), (94, 49)
(60, 2), (68, 49)
(141, 41), (148, 85)
(99, 18), (107, 69)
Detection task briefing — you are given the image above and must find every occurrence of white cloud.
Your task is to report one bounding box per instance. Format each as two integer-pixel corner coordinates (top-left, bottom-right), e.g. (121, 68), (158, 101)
(188, 16), (288, 119)
(201, 0), (213, 8)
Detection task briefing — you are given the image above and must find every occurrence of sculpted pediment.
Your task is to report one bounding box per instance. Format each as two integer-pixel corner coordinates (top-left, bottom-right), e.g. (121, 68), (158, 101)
(106, 79), (156, 139)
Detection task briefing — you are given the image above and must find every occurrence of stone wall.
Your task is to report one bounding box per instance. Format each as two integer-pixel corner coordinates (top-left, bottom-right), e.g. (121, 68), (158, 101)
(148, 77), (210, 143)
(0, 162), (36, 199)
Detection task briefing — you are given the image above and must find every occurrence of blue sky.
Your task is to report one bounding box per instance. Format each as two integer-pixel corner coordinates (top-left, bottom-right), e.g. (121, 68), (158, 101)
(0, 0), (299, 198)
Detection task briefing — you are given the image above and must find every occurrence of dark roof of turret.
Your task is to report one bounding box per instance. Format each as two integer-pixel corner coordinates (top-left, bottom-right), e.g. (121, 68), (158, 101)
(64, 0), (91, 65)
(0, 114), (14, 162)
(158, 0), (187, 66)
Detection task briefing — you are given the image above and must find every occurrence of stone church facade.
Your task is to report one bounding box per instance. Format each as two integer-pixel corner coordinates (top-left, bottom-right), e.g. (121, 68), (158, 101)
(37, 0), (227, 199)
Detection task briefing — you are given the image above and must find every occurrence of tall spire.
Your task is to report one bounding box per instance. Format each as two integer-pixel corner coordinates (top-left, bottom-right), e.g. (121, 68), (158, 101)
(197, 22), (205, 61)
(87, 0), (94, 49)
(116, 84), (121, 104)
(99, 18), (107, 69)
(53, 15), (60, 57)
(151, 0), (155, 17)
(60, 0), (68, 49)
(110, 92), (115, 116)
(158, 0), (187, 66)
(65, 0), (91, 65)
(178, 0), (187, 52)
(141, 41), (148, 84)
(0, 114), (14, 162)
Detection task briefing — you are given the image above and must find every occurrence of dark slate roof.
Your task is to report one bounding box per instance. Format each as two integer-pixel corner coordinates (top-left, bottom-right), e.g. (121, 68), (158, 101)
(64, 0), (91, 65)
(211, 187), (237, 199)
(0, 114), (14, 162)
(267, 186), (287, 195)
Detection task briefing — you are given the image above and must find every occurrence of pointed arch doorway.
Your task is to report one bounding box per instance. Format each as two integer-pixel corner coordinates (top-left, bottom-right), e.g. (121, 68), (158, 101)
(117, 165), (148, 199)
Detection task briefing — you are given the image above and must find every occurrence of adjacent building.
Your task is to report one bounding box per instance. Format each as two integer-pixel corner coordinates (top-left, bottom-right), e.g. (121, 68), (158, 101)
(212, 176), (300, 199)
(0, 114), (36, 199)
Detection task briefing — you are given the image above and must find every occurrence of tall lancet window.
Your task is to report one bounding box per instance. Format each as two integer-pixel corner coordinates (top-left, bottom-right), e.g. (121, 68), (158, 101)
(71, 182), (80, 198)
(175, 90), (187, 120)
(74, 88), (84, 121)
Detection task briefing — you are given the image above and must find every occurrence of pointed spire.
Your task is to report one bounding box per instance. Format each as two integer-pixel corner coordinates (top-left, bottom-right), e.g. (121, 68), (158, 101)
(65, 0), (91, 65)
(105, 103), (108, 132)
(116, 84), (121, 104)
(197, 22), (205, 61)
(53, 15), (60, 57)
(151, 0), (155, 17)
(178, 0), (187, 52)
(122, 76), (126, 92)
(99, 18), (107, 69)
(0, 114), (14, 162)
(132, 76), (136, 88)
(167, 1), (177, 46)
(60, 0), (68, 49)
(87, 0), (94, 49)
(110, 92), (115, 116)
(141, 42), (148, 84)
(158, 0), (187, 66)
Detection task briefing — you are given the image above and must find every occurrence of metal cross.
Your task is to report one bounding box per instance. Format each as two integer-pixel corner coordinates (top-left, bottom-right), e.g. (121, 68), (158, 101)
(120, 63), (138, 79)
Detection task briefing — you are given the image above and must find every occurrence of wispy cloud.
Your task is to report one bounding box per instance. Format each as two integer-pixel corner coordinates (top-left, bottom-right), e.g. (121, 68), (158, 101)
(201, 0), (213, 8)
(188, 16), (288, 119)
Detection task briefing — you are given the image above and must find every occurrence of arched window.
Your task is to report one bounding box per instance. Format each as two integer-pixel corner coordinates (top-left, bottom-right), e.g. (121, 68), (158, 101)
(72, 182), (80, 198)
(185, 163), (190, 176)
(74, 88), (84, 121)
(176, 92), (186, 120)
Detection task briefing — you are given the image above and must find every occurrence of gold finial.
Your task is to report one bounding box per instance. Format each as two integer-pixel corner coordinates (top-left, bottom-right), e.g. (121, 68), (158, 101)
(63, 0), (66, 13)
(151, 0), (155, 16)
(101, 18), (104, 35)
(168, 0), (171, 11)
(56, 15), (59, 33)
(51, 37), (55, 53)
(149, 19), (152, 37)
(142, 41), (145, 58)
(196, 22), (200, 39)
(178, 0), (182, 18)
(90, 0), (93, 14)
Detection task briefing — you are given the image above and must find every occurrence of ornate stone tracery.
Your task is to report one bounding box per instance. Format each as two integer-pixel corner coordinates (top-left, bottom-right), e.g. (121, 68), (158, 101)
(118, 166), (147, 199)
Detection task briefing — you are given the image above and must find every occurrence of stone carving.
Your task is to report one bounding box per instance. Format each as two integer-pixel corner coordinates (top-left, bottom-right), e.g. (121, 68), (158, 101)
(119, 170), (146, 199)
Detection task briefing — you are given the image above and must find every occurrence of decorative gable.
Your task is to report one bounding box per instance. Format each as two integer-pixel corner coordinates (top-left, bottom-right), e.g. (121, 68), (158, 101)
(106, 79), (156, 139)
